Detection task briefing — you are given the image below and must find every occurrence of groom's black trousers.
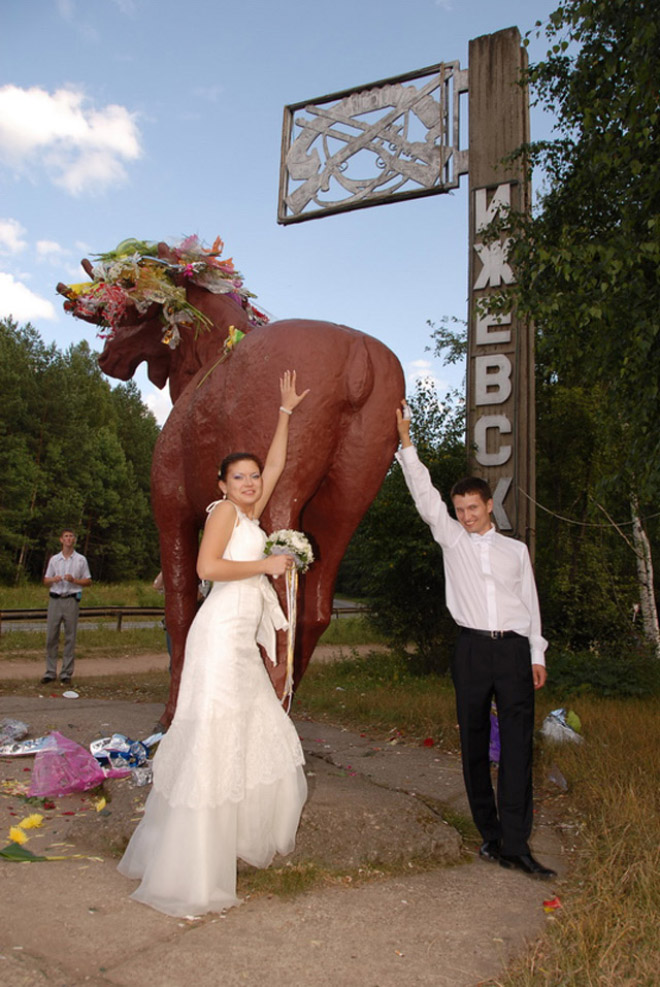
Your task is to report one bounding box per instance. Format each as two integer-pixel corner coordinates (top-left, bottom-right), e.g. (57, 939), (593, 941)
(451, 628), (535, 856)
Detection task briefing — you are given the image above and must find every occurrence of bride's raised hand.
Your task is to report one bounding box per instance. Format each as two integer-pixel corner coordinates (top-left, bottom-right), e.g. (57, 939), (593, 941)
(279, 369), (309, 413)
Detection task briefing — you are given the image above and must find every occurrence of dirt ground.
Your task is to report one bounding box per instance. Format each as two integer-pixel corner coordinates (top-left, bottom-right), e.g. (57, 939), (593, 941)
(0, 654), (567, 987)
(0, 644), (369, 680)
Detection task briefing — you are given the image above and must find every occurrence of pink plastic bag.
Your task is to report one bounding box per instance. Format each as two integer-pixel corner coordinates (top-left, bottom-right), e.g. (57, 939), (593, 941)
(28, 731), (106, 797)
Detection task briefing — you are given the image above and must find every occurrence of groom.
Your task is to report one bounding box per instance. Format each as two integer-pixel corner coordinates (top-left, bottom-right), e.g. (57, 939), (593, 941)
(395, 403), (556, 879)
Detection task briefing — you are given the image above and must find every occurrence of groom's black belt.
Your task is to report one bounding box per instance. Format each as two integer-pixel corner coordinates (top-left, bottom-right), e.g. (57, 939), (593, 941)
(49, 592), (77, 600)
(461, 627), (525, 640)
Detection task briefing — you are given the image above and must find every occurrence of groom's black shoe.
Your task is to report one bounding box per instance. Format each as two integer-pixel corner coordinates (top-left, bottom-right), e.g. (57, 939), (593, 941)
(499, 853), (557, 879)
(478, 840), (501, 863)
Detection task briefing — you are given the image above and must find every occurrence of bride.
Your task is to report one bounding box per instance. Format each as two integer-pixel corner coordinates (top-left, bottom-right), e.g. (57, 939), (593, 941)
(118, 370), (309, 917)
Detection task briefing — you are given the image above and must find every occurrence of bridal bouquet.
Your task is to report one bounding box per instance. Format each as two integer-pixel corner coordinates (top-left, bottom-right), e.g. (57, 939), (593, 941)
(264, 529), (314, 573)
(264, 529), (314, 710)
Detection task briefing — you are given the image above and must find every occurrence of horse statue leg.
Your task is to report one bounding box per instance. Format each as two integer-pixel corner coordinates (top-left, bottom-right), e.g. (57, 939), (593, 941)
(157, 512), (201, 728)
(151, 419), (207, 729)
(295, 348), (403, 684)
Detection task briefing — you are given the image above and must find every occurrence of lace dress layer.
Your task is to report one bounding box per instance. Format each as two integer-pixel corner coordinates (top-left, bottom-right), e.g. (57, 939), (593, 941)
(117, 503), (307, 917)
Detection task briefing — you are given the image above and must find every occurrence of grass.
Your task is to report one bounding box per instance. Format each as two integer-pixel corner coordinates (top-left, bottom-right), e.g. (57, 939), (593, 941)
(0, 581), (165, 609)
(295, 649), (461, 748)
(0, 625), (167, 658)
(0, 580), (167, 663)
(318, 615), (387, 646)
(237, 851), (462, 902)
(487, 696), (660, 987)
(0, 601), (376, 662)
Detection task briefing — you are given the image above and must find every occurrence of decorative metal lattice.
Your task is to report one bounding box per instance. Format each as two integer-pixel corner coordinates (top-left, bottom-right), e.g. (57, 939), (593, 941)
(278, 62), (468, 224)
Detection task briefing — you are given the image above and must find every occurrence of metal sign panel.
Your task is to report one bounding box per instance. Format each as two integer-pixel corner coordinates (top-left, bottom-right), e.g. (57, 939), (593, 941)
(278, 63), (468, 224)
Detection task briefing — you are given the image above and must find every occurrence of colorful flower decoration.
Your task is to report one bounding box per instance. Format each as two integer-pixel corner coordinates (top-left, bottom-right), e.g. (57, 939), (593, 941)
(59, 235), (270, 348)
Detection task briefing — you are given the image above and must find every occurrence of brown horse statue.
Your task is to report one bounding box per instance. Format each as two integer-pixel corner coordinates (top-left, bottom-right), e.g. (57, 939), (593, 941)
(58, 242), (405, 727)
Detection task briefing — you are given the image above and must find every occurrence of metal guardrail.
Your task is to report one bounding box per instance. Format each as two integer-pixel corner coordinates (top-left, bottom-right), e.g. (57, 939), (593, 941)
(329, 606), (366, 619)
(0, 606), (165, 635)
(0, 604), (367, 634)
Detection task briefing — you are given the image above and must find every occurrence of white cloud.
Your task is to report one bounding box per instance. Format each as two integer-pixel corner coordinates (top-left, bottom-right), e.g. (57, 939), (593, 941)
(405, 358), (455, 397)
(0, 272), (56, 321)
(36, 239), (69, 264)
(55, 0), (99, 41)
(57, 0), (136, 18)
(56, 0), (75, 19)
(144, 387), (172, 427)
(0, 85), (141, 195)
(0, 218), (27, 254)
(192, 85), (223, 103)
(407, 358), (438, 384)
(408, 358), (434, 374)
(111, 0), (137, 15)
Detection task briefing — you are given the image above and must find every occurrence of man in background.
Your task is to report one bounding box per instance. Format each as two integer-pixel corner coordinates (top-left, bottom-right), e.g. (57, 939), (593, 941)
(42, 529), (92, 685)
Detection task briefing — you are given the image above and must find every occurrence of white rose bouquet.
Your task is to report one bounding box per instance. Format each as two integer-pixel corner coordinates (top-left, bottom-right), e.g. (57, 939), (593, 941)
(264, 529), (314, 573)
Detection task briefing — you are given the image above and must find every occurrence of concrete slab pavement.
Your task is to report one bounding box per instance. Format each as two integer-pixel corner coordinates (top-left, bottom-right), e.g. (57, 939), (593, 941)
(0, 696), (565, 987)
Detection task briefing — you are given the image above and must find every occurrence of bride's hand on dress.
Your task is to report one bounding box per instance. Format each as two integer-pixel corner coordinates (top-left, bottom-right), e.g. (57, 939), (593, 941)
(262, 554), (294, 578)
(279, 370), (309, 413)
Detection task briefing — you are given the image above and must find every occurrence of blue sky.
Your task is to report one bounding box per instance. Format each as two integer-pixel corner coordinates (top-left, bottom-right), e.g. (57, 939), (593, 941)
(1, 0), (560, 424)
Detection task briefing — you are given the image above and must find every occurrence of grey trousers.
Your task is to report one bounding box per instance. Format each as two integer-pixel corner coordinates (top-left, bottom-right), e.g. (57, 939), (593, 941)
(45, 596), (80, 678)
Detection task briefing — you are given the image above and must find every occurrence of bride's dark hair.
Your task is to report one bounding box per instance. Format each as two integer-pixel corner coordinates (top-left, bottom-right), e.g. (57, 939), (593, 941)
(217, 452), (264, 481)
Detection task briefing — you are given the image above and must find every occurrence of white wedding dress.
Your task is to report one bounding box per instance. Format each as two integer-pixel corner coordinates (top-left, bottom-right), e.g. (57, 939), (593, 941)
(117, 503), (307, 917)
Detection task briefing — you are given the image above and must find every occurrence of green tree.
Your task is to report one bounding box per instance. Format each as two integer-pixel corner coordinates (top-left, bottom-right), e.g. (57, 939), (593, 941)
(533, 377), (646, 649)
(426, 310), (653, 655)
(480, 0), (660, 655)
(0, 319), (160, 584)
(0, 320), (59, 581)
(503, 0), (660, 496)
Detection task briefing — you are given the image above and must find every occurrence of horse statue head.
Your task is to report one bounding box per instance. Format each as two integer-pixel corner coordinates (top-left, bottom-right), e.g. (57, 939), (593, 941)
(57, 236), (266, 403)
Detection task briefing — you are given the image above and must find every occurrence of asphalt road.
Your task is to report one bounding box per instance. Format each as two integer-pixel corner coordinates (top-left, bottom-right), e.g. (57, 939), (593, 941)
(1, 599), (366, 634)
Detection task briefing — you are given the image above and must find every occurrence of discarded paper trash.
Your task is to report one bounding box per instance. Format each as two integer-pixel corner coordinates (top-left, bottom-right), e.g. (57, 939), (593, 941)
(90, 731), (162, 770)
(0, 736), (51, 757)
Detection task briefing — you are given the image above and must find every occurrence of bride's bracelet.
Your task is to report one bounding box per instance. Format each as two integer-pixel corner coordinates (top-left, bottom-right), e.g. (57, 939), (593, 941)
(279, 406), (293, 416)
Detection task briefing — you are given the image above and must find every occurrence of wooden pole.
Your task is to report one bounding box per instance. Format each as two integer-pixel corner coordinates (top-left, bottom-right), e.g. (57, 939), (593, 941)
(467, 27), (535, 556)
